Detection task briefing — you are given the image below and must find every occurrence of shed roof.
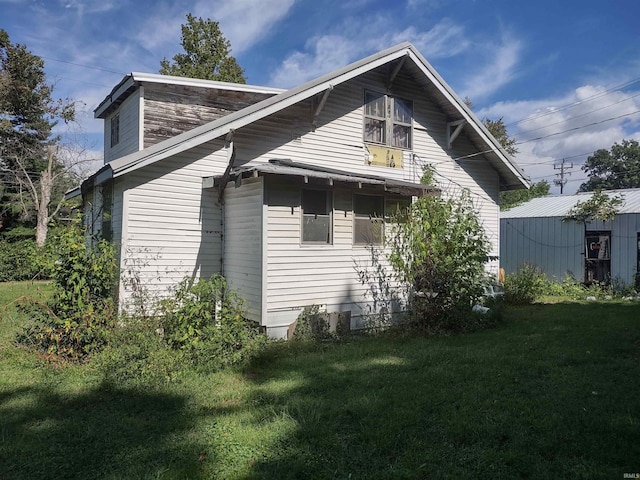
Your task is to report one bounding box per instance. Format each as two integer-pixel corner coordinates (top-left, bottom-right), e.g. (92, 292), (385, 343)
(500, 188), (640, 218)
(94, 72), (284, 119)
(204, 159), (437, 197)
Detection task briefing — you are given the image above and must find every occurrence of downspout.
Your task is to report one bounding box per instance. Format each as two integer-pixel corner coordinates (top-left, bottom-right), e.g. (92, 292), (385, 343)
(218, 130), (235, 276)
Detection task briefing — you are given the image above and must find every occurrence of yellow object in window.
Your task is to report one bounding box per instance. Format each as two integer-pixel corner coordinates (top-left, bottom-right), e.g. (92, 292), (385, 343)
(365, 145), (403, 168)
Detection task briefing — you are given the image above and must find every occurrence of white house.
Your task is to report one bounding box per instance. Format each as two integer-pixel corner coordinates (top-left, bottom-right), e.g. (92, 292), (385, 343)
(500, 188), (640, 285)
(73, 43), (528, 338)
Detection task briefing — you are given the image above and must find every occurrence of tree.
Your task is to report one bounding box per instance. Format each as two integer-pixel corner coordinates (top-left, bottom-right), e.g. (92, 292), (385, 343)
(499, 179), (550, 211)
(479, 115), (548, 210)
(0, 29), (76, 246)
(387, 191), (492, 332)
(160, 14), (246, 83)
(563, 189), (623, 224)
(483, 117), (518, 157)
(578, 139), (640, 192)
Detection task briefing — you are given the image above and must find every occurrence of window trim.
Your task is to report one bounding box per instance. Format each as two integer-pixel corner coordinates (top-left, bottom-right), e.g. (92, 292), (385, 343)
(363, 90), (413, 150)
(353, 193), (385, 246)
(110, 114), (120, 147)
(301, 188), (333, 245)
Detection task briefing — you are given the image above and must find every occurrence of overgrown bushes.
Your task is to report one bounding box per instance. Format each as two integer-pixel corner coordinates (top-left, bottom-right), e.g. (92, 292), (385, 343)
(385, 191), (493, 333)
(503, 264), (639, 304)
(14, 223), (267, 375)
(503, 263), (546, 305)
(95, 276), (267, 386)
(16, 227), (118, 361)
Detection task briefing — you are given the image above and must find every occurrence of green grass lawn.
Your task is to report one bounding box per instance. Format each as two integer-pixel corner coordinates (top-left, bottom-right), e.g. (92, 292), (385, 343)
(1, 282), (639, 479)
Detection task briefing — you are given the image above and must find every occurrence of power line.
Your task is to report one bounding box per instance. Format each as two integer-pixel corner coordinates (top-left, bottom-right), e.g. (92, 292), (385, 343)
(39, 55), (126, 76)
(505, 75), (640, 129)
(513, 91), (640, 138)
(514, 109), (640, 145)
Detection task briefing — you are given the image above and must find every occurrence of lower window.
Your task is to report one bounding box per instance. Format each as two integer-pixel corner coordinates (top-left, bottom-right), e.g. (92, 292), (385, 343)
(354, 194), (384, 244)
(302, 189), (332, 244)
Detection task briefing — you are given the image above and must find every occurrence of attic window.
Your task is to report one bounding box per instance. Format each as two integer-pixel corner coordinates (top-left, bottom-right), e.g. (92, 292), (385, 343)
(110, 114), (120, 147)
(363, 91), (413, 149)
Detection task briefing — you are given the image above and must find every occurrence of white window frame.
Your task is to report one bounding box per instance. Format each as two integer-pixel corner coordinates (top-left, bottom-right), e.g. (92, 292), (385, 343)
(301, 188), (333, 245)
(110, 114), (120, 147)
(353, 193), (385, 245)
(363, 90), (413, 150)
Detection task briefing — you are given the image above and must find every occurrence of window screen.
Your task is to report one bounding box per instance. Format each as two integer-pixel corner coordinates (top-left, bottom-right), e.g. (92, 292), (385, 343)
(354, 194), (384, 244)
(302, 190), (331, 244)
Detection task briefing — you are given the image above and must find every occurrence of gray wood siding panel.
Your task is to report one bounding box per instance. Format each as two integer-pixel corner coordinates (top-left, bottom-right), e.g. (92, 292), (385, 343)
(223, 177), (263, 322)
(105, 91), (140, 163)
(143, 84), (274, 148)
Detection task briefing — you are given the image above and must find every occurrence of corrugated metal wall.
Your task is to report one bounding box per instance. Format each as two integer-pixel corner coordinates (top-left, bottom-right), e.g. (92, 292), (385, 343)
(501, 214), (640, 284)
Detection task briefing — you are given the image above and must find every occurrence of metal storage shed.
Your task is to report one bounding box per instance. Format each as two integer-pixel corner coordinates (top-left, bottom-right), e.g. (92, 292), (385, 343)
(500, 188), (640, 285)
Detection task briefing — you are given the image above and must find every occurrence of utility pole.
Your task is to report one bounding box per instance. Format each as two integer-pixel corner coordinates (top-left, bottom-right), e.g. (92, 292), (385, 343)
(553, 159), (574, 194)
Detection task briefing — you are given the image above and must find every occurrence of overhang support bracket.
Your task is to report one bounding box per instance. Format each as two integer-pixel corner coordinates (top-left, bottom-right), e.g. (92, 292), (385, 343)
(447, 119), (466, 149)
(387, 54), (408, 90)
(312, 85), (333, 129)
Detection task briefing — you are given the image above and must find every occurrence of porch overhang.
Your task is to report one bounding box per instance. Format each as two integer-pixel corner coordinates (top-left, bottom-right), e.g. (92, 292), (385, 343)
(203, 159), (437, 197)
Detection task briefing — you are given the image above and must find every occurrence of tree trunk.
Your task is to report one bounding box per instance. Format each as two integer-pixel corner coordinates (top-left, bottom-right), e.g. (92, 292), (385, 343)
(35, 161), (53, 248)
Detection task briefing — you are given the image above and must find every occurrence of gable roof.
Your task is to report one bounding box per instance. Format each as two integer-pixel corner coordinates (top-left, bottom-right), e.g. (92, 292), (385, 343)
(500, 188), (640, 218)
(90, 42), (529, 190)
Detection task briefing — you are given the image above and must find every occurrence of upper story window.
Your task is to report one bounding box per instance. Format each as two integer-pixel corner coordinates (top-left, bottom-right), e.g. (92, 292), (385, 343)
(302, 189), (332, 244)
(363, 91), (413, 149)
(110, 114), (120, 147)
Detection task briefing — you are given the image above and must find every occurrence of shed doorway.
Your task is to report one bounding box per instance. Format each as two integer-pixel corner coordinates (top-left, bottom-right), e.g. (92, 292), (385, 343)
(585, 231), (611, 283)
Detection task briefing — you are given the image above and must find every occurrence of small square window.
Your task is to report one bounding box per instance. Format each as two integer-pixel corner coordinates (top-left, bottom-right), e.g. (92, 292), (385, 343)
(302, 189), (332, 244)
(354, 194), (384, 245)
(110, 114), (120, 147)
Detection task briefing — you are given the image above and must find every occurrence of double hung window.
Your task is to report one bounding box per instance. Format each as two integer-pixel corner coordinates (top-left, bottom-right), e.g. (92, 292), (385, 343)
(354, 194), (384, 245)
(302, 189), (332, 244)
(363, 91), (413, 149)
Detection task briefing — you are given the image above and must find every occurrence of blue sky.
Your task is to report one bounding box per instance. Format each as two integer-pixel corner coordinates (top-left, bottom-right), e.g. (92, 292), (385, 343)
(2, 0), (640, 194)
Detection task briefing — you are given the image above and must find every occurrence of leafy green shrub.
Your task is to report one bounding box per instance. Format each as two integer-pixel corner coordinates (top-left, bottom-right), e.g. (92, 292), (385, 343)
(94, 317), (184, 388)
(16, 226), (118, 361)
(386, 191), (492, 333)
(158, 275), (267, 371)
(504, 263), (546, 305)
(293, 305), (333, 342)
(0, 239), (54, 281)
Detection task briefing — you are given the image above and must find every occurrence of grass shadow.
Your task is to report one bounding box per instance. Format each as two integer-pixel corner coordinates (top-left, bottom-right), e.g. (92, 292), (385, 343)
(0, 383), (206, 479)
(231, 303), (640, 479)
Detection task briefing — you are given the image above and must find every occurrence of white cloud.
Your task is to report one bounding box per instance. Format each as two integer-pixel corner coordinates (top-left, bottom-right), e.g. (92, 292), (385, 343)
(269, 35), (360, 88)
(269, 16), (469, 87)
(200, 0), (296, 54)
(135, 0), (297, 56)
(479, 84), (640, 193)
(461, 32), (521, 100)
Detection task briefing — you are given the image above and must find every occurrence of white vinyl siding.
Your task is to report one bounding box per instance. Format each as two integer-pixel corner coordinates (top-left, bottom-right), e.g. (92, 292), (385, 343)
(118, 141), (226, 308)
(104, 90), (141, 163)
(106, 60), (507, 328)
(231, 68), (501, 277)
(223, 177), (263, 322)
(264, 179), (407, 330)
